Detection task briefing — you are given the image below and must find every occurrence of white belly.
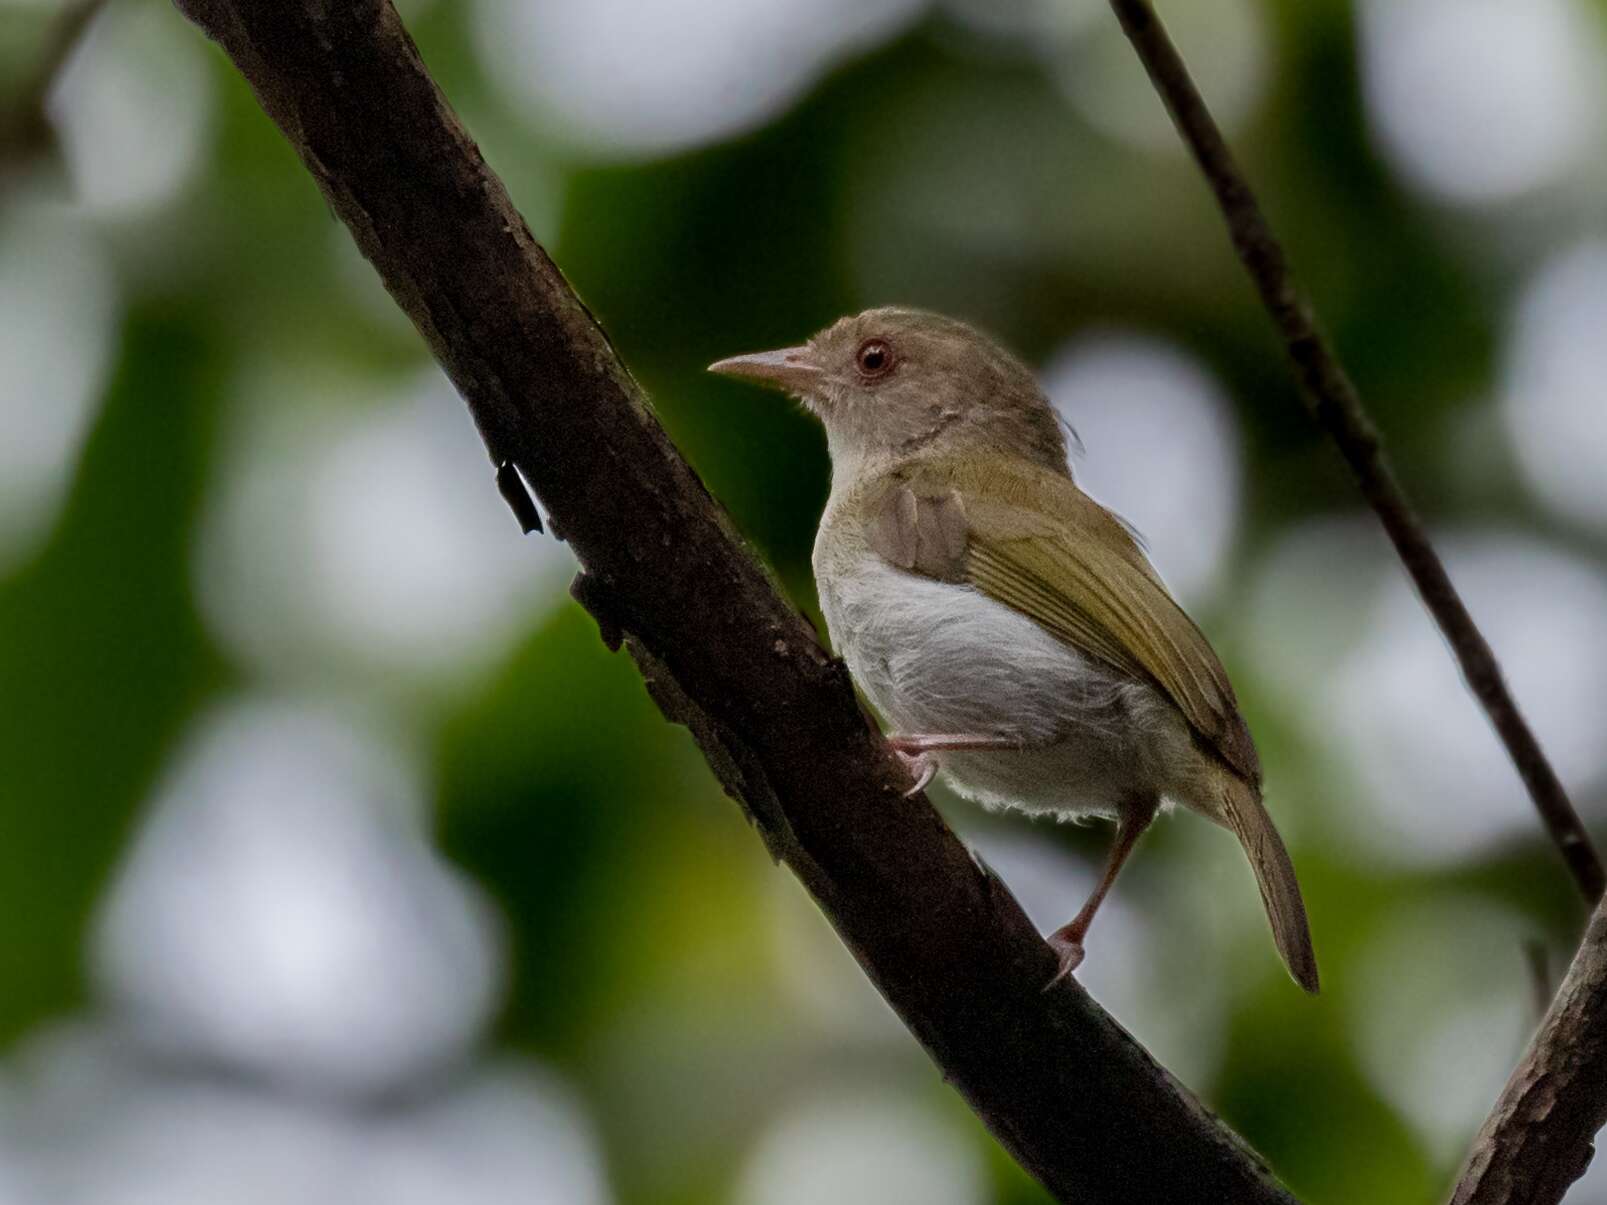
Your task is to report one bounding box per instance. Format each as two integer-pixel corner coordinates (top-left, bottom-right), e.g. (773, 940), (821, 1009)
(816, 549), (1192, 821)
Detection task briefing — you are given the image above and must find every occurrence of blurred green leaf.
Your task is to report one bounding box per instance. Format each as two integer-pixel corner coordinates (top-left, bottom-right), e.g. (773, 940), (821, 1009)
(0, 308), (224, 1042)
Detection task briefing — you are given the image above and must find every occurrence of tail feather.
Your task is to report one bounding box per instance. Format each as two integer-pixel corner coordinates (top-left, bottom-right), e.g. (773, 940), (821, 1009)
(1221, 778), (1319, 994)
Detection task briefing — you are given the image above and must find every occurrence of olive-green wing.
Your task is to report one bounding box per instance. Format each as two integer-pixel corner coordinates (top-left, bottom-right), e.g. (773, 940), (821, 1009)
(865, 459), (1261, 784)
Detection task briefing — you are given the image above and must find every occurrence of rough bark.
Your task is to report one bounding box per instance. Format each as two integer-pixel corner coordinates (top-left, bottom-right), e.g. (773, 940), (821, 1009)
(171, 1), (1299, 1202)
(1450, 900), (1607, 1205)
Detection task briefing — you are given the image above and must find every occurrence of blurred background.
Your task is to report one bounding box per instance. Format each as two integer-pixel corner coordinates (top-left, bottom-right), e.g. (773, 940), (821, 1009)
(1, 0), (1606, 1201)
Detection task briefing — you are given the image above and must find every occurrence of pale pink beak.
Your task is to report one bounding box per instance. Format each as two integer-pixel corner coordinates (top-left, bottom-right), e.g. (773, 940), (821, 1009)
(707, 346), (823, 395)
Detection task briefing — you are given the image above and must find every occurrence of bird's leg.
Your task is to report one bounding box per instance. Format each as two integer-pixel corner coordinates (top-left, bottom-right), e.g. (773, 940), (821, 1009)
(887, 733), (1021, 797)
(1046, 797), (1159, 987)
(888, 733), (1023, 754)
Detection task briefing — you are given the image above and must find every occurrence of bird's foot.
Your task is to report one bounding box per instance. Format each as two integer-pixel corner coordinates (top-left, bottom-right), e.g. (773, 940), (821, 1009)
(896, 749), (938, 797)
(888, 732), (1020, 797)
(1043, 926), (1087, 991)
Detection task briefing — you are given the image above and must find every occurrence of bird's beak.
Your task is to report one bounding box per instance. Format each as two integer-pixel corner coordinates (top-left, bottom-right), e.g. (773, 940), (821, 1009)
(707, 346), (823, 395)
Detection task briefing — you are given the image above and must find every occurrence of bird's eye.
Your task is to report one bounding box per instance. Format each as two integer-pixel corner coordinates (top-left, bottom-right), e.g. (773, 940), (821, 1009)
(855, 339), (894, 378)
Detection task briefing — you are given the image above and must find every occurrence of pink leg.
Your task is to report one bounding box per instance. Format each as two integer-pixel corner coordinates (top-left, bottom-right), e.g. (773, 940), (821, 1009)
(1046, 798), (1159, 987)
(889, 733), (1020, 797)
(889, 733), (1022, 755)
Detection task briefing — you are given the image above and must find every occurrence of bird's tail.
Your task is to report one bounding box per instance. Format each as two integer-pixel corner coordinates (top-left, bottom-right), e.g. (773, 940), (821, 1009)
(1220, 775), (1319, 994)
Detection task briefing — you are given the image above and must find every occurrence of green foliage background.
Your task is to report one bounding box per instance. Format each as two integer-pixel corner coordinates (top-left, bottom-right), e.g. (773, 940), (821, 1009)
(2, 1), (1606, 1202)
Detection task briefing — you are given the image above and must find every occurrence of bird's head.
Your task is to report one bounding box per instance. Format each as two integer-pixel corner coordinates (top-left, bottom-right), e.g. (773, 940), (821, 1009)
(709, 307), (1068, 476)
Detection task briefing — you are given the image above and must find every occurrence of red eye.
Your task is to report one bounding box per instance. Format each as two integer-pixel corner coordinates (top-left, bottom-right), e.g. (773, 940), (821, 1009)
(855, 339), (894, 378)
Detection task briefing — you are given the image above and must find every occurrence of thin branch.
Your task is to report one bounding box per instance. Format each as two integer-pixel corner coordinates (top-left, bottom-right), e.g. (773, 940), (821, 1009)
(0, 0), (106, 173)
(1105, 0), (1605, 905)
(1107, 3), (1607, 1193)
(171, 1), (1300, 1201)
(1450, 896), (1607, 1205)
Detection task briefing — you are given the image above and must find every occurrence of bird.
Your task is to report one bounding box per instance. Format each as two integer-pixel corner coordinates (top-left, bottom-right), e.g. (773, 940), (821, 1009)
(709, 307), (1318, 993)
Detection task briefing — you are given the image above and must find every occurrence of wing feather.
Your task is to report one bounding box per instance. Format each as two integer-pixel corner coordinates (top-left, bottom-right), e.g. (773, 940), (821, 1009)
(865, 458), (1260, 783)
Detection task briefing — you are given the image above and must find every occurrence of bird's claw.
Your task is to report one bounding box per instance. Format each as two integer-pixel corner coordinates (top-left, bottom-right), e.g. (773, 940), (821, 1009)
(897, 750), (937, 797)
(1043, 932), (1085, 992)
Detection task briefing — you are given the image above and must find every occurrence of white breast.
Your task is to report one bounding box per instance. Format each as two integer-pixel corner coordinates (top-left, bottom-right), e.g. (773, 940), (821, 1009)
(813, 522), (1192, 820)
(819, 552), (1095, 738)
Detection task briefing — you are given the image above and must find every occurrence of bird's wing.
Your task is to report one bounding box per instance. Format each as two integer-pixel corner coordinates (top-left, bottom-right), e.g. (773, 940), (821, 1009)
(863, 457), (1261, 784)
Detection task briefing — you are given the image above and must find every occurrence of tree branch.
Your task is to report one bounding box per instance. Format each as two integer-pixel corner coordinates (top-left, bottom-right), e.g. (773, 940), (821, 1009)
(1105, 0), (1605, 905)
(171, 1), (1299, 1201)
(1105, 2), (1607, 1194)
(1450, 897), (1607, 1205)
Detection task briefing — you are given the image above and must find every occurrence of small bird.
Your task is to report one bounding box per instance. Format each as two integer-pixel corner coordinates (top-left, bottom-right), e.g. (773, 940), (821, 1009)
(710, 307), (1318, 992)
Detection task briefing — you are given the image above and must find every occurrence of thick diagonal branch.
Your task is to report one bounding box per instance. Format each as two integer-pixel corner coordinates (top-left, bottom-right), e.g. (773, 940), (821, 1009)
(171, 1), (1298, 1202)
(1106, 0), (1604, 905)
(1450, 897), (1607, 1205)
